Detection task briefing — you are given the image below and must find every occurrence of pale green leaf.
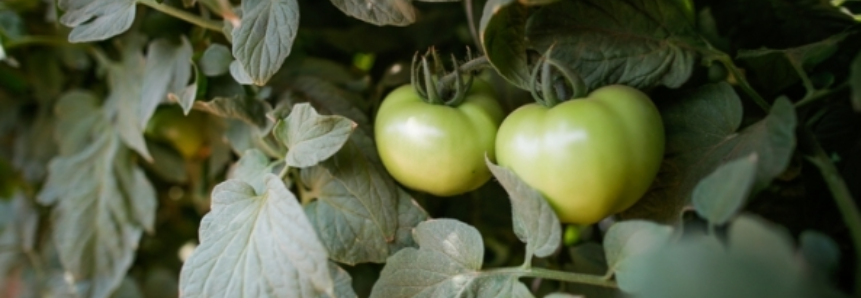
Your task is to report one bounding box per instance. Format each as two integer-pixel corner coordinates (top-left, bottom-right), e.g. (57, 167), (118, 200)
(322, 262), (358, 298)
(37, 91), (157, 298)
(194, 95), (273, 130)
(274, 103), (356, 168)
(692, 154), (759, 226)
(58, 0), (136, 42)
(179, 175), (333, 297)
(387, 188), (429, 254)
(140, 37), (194, 127)
(101, 34), (152, 162)
(228, 149), (276, 195)
(170, 63), (203, 115)
(486, 157), (561, 258)
(200, 44), (233, 77)
(229, 60), (254, 85)
(0, 192), (39, 283)
(603, 220), (673, 293)
(231, 0), (299, 85)
(369, 219), (534, 298)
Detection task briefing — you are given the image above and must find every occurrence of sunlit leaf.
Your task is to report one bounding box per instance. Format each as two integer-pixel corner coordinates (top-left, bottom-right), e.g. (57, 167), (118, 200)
(38, 91), (157, 298)
(179, 175), (333, 297)
(370, 219), (534, 298)
(140, 37), (194, 127)
(487, 157), (561, 258)
(231, 0), (299, 85)
(58, 0), (136, 42)
(274, 103), (356, 168)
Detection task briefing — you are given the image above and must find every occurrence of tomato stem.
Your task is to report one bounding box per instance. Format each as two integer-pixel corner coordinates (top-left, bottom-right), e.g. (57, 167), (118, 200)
(137, 0), (224, 32)
(482, 267), (618, 289)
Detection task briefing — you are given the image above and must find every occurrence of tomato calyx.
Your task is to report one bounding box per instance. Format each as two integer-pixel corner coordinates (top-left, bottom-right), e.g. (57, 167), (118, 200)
(528, 48), (587, 108)
(410, 47), (490, 107)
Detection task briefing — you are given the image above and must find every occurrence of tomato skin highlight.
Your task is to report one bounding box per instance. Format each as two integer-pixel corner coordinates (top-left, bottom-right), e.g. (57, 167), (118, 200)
(374, 82), (504, 197)
(495, 85), (665, 224)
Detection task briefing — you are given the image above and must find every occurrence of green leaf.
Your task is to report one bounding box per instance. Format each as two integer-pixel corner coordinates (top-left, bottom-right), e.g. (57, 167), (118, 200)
(229, 60), (254, 85)
(111, 277), (145, 298)
(179, 175), (334, 297)
(0, 11), (25, 40)
(799, 230), (840, 277)
(194, 95), (273, 130)
(737, 32), (849, 96)
(12, 107), (56, 182)
(228, 149), (277, 195)
(169, 62), (203, 115)
(281, 76), (372, 134)
(602, 220), (673, 293)
(387, 187), (429, 254)
(370, 219), (534, 298)
(58, 0), (136, 42)
(525, 0), (703, 90)
(479, 0), (531, 89)
(141, 37), (194, 127)
(0, 192), (39, 282)
(301, 139), (399, 264)
(486, 157), (561, 259)
(274, 103), (356, 168)
(101, 34), (153, 162)
(200, 43), (232, 77)
(231, 0), (299, 85)
(851, 50), (861, 111)
(621, 83), (797, 224)
(324, 262), (358, 298)
(329, 0), (416, 26)
(38, 91), (157, 298)
(691, 153), (758, 226)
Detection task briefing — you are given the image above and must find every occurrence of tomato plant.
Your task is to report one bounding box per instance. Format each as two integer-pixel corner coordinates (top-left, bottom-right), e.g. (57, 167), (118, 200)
(375, 80), (503, 197)
(2, 0), (861, 298)
(496, 85), (664, 224)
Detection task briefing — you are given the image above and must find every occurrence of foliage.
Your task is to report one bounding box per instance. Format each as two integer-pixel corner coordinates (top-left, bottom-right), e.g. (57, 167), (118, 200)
(1, 0), (861, 297)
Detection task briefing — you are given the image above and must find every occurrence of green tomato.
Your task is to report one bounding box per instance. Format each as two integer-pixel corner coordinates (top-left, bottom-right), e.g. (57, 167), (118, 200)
(374, 81), (504, 197)
(495, 85), (665, 224)
(145, 106), (207, 159)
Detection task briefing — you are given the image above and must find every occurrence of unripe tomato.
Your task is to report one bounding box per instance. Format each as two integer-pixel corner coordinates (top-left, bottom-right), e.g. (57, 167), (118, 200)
(495, 85), (664, 224)
(145, 106), (207, 159)
(374, 81), (504, 196)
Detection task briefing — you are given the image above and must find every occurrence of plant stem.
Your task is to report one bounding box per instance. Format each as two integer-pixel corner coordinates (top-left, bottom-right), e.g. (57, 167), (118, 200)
(799, 128), (861, 295)
(483, 267), (618, 289)
(794, 83), (850, 109)
(463, 0), (482, 53)
(137, 0), (223, 32)
(4, 36), (73, 49)
(715, 54), (771, 112)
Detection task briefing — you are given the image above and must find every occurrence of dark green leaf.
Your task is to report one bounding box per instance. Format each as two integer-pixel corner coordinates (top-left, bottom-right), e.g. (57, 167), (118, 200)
(486, 157), (561, 258)
(194, 95), (273, 130)
(737, 32), (849, 95)
(602, 220), (673, 293)
(370, 219), (534, 298)
(479, 0), (531, 89)
(200, 44), (232, 77)
(799, 230), (840, 277)
(179, 175), (334, 297)
(621, 83), (797, 224)
(24, 50), (65, 105)
(525, 0), (704, 90)
(142, 141), (188, 184)
(301, 139), (398, 264)
(12, 107), (56, 182)
(329, 0), (416, 26)
(692, 153), (758, 226)
(231, 0), (299, 85)
(851, 50), (861, 111)
(141, 37), (194, 127)
(58, 0), (136, 42)
(111, 277), (144, 298)
(274, 103), (356, 168)
(38, 91), (157, 298)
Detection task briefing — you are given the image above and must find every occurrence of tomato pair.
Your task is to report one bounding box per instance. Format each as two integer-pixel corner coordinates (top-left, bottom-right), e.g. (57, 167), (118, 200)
(374, 81), (664, 224)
